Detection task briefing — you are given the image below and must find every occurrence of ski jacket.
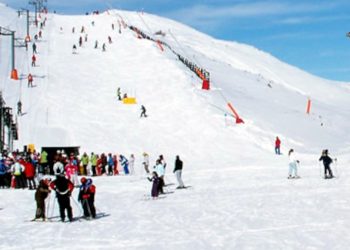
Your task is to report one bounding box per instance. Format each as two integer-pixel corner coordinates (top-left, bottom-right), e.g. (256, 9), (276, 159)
(107, 156), (114, 166)
(0, 161), (7, 175)
(40, 151), (48, 163)
(81, 155), (89, 165)
(35, 180), (50, 202)
(23, 161), (35, 178)
(90, 154), (97, 166)
(155, 163), (165, 177)
(173, 159), (183, 173)
(78, 183), (96, 201)
(288, 152), (297, 164)
(319, 155), (332, 167)
(11, 162), (25, 176)
(275, 138), (281, 147)
(120, 155), (128, 166)
(50, 175), (74, 196)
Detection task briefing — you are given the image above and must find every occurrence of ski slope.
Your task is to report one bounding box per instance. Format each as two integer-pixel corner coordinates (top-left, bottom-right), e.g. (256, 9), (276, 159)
(1, 3), (350, 249)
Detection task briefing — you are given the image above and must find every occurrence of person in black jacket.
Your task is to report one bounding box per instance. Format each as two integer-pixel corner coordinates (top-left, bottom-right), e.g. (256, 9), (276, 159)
(173, 155), (185, 189)
(50, 175), (74, 222)
(319, 149), (334, 179)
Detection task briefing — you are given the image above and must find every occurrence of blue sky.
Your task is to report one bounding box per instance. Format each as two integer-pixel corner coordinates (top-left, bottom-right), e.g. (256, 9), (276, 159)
(3, 0), (350, 82)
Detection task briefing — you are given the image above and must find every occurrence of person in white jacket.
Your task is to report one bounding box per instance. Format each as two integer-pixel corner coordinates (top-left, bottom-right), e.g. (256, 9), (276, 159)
(288, 149), (300, 178)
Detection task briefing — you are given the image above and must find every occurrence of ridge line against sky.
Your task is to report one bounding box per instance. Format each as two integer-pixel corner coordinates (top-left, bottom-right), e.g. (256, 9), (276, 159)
(2, 0), (350, 82)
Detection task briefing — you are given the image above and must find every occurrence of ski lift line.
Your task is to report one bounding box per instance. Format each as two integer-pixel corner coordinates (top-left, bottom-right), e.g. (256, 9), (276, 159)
(168, 29), (201, 68)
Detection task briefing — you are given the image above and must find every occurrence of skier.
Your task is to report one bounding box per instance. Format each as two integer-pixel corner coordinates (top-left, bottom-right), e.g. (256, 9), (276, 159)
(113, 154), (119, 175)
(154, 159), (165, 194)
(11, 159), (25, 188)
(28, 73), (33, 87)
(34, 178), (50, 221)
(81, 26), (85, 33)
(17, 100), (22, 116)
(117, 87), (122, 100)
(65, 160), (79, 187)
(49, 174), (74, 222)
(129, 154), (135, 175)
(142, 152), (150, 174)
(38, 30), (42, 38)
(108, 36), (112, 44)
(102, 43), (106, 52)
(107, 153), (114, 175)
(0, 159), (8, 188)
(288, 149), (300, 179)
(90, 152), (97, 176)
(80, 152), (89, 175)
(72, 44), (77, 54)
(79, 36), (83, 47)
(39, 149), (49, 175)
(275, 136), (281, 155)
(94, 40), (98, 49)
(23, 157), (36, 190)
(31, 54), (36, 67)
(147, 171), (160, 199)
(78, 177), (96, 218)
(119, 155), (129, 175)
(319, 149), (334, 179)
(173, 155), (185, 189)
(84, 34), (88, 42)
(140, 105), (147, 118)
(32, 42), (37, 54)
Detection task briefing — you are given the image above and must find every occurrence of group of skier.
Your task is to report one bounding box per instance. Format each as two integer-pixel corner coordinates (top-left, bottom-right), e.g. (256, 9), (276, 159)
(275, 137), (337, 179)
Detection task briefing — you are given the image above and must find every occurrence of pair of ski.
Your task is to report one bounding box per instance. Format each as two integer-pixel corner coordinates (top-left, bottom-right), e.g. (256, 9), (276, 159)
(28, 212), (109, 222)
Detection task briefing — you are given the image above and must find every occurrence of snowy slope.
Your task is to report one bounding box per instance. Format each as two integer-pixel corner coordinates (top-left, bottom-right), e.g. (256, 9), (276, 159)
(1, 4), (350, 250)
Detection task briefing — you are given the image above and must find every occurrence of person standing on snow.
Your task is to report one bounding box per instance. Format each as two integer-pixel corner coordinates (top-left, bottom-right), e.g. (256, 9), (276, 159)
(119, 155), (129, 175)
(31, 54), (36, 67)
(80, 152), (89, 176)
(319, 149), (334, 179)
(129, 154), (135, 175)
(147, 171), (160, 199)
(142, 152), (150, 174)
(154, 159), (165, 194)
(275, 136), (281, 155)
(288, 149), (300, 179)
(32, 42), (37, 54)
(173, 155), (185, 189)
(90, 152), (97, 176)
(27, 73), (33, 87)
(11, 158), (25, 188)
(78, 177), (96, 218)
(50, 174), (74, 222)
(107, 153), (114, 176)
(34, 178), (51, 221)
(140, 105), (147, 118)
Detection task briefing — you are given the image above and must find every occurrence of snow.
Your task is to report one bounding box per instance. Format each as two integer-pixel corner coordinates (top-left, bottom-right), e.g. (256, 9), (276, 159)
(0, 3), (350, 250)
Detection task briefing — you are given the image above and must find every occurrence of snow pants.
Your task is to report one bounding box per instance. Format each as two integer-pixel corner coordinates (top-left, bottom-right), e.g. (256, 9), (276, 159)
(288, 162), (298, 177)
(57, 194), (73, 222)
(324, 164), (333, 178)
(175, 170), (184, 188)
(81, 198), (96, 218)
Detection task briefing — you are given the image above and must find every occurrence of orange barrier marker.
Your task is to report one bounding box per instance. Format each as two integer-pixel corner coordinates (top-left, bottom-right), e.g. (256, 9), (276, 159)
(11, 69), (19, 80)
(202, 79), (210, 90)
(227, 102), (244, 124)
(306, 98), (311, 114)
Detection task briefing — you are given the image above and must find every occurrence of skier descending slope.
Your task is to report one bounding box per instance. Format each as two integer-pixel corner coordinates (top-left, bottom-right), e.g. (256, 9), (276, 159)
(288, 149), (300, 179)
(319, 149), (334, 179)
(173, 156), (185, 189)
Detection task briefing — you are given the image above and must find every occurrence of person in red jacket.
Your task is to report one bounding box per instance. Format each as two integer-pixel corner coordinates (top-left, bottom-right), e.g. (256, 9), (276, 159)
(31, 54), (36, 67)
(275, 136), (281, 155)
(23, 157), (36, 189)
(28, 73), (33, 87)
(78, 177), (96, 218)
(50, 175), (74, 222)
